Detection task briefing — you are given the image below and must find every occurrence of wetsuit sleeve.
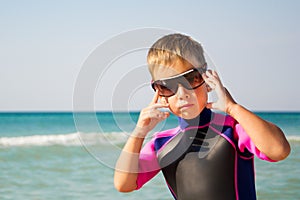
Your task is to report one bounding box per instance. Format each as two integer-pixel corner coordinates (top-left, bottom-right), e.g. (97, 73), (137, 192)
(234, 123), (276, 162)
(136, 138), (161, 190)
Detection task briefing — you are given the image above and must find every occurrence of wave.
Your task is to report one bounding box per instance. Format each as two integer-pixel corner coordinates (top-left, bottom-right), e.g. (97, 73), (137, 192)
(0, 132), (129, 148)
(0, 133), (299, 148)
(286, 135), (300, 142)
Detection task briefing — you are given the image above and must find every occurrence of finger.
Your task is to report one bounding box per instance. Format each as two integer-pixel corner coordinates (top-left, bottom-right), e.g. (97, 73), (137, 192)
(156, 107), (170, 114)
(212, 70), (222, 83)
(152, 103), (170, 109)
(206, 69), (213, 75)
(205, 71), (217, 82)
(205, 70), (223, 87)
(150, 90), (160, 105)
(212, 70), (218, 77)
(148, 110), (167, 121)
(203, 76), (216, 90)
(153, 110), (170, 119)
(202, 72), (213, 83)
(206, 70), (218, 80)
(201, 72), (208, 80)
(205, 70), (217, 77)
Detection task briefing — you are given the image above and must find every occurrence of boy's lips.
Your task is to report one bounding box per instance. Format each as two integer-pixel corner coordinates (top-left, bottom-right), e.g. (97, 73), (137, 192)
(179, 104), (194, 110)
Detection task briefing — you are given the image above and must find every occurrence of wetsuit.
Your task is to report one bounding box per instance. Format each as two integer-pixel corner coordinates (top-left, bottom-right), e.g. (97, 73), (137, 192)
(136, 109), (275, 200)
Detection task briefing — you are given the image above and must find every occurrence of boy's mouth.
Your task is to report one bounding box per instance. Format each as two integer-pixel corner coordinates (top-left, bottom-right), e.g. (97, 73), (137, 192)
(179, 104), (194, 110)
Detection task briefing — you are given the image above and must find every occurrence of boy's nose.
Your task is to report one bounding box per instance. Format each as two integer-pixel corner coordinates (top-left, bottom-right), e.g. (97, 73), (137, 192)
(176, 84), (190, 99)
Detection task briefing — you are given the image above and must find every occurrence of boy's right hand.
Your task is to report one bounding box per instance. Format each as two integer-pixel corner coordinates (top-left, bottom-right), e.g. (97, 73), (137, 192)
(135, 90), (170, 137)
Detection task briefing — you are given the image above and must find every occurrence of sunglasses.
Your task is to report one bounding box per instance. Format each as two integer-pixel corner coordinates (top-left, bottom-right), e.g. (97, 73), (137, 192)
(151, 68), (205, 97)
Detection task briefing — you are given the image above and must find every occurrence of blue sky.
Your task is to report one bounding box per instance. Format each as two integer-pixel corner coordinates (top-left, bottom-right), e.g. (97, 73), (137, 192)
(1, 0), (299, 111)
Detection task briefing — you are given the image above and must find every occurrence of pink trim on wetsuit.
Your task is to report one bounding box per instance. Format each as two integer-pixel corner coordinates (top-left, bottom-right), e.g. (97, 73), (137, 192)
(234, 124), (276, 162)
(136, 127), (180, 189)
(214, 113), (275, 162)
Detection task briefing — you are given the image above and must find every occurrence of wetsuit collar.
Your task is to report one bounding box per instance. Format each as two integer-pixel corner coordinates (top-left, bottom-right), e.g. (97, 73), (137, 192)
(178, 108), (212, 130)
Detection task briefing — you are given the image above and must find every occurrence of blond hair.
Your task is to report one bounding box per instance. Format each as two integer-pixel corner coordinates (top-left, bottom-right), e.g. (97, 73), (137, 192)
(147, 33), (207, 78)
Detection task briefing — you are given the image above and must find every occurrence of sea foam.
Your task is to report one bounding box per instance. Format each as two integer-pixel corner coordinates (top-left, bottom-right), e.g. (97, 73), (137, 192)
(1, 133), (298, 148)
(0, 132), (129, 147)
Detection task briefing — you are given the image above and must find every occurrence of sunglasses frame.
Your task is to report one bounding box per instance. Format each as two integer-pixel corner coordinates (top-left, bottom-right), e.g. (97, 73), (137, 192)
(151, 68), (205, 97)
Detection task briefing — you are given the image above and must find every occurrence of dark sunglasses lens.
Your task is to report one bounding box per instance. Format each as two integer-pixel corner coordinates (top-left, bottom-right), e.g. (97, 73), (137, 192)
(153, 81), (176, 97)
(181, 70), (203, 89)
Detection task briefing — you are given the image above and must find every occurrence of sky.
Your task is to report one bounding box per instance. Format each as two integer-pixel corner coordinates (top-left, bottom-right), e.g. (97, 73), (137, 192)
(1, 0), (299, 112)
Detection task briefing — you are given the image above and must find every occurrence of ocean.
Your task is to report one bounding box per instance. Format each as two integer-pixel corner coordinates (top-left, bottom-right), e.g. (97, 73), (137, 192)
(0, 112), (299, 200)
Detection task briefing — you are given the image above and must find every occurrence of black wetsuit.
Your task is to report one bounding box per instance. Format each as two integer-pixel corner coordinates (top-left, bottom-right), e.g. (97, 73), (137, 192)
(159, 128), (236, 200)
(137, 109), (269, 200)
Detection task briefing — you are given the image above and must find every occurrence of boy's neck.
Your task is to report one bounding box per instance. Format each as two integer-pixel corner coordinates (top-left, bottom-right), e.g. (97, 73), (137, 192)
(178, 108), (212, 130)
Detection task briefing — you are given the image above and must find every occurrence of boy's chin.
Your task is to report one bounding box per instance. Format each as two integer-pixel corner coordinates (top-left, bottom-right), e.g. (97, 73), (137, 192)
(175, 106), (207, 119)
(178, 110), (201, 120)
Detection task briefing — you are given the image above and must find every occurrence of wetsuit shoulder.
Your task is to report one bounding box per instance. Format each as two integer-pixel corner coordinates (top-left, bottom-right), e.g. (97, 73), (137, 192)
(153, 126), (181, 153)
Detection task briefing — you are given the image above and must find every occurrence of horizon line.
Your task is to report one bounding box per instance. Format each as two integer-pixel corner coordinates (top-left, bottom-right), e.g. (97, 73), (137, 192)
(1, 110), (300, 113)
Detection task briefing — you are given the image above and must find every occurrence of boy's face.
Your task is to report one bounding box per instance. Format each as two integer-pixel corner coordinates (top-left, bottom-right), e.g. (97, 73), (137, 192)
(152, 62), (208, 119)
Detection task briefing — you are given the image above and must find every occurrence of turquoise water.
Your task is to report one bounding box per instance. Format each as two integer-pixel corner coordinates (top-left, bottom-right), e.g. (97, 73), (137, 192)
(0, 112), (299, 199)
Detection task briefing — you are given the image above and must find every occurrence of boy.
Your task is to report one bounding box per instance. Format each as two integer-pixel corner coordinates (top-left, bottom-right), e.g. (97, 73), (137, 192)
(114, 33), (290, 199)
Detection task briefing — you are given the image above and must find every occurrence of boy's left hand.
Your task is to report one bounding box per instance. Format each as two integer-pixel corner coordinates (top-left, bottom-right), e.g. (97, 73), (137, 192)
(202, 70), (236, 114)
